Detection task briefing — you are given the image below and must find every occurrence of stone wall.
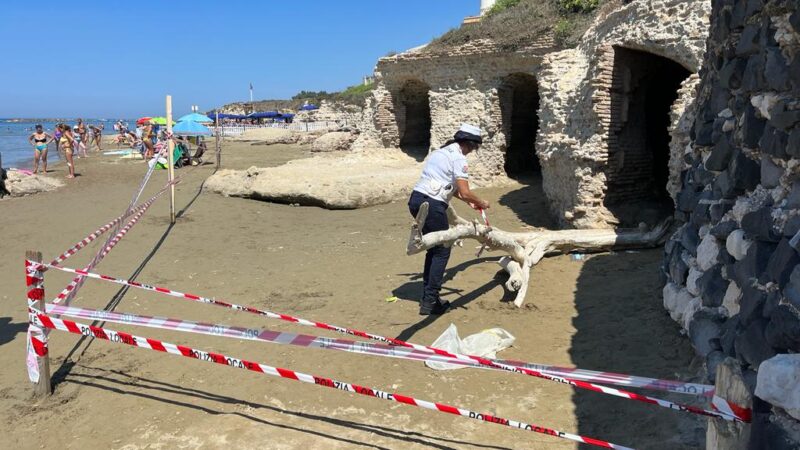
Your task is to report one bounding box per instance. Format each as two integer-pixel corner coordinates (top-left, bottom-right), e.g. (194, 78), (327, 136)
(358, 0), (712, 228)
(661, 0), (800, 447)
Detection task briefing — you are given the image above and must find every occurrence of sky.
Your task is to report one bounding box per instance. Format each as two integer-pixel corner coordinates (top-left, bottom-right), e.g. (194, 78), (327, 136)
(0, 0), (474, 119)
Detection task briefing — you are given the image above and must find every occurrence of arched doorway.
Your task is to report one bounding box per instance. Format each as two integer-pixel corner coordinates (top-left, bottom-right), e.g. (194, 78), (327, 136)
(499, 73), (540, 177)
(604, 47), (691, 226)
(397, 79), (431, 159)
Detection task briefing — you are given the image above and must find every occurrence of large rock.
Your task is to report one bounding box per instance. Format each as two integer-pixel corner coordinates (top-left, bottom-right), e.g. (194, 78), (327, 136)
(755, 354), (800, 421)
(726, 229), (753, 261)
(697, 233), (721, 270)
(205, 151), (421, 209)
(311, 132), (357, 153)
(765, 305), (800, 352)
(3, 170), (63, 197)
(735, 318), (777, 368)
(722, 281), (743, 316)
(689, 309), (725, 356)
(663, 283), (698, 326)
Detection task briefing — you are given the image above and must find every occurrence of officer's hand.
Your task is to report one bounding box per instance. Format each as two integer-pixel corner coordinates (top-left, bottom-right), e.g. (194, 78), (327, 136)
(480, 200), (490, 210)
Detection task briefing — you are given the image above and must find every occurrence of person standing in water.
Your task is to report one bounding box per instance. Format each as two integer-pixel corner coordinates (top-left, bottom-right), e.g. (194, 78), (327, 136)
(28, 124), (53, 174)
(407, 123), (490, 315)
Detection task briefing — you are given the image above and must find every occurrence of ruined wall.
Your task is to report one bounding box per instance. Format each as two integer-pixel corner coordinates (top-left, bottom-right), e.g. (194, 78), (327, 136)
(360, 0), (711, 228)
(354, 38), (557, 184)
(537, 0), (711, 227)
(661, 0), (800, 447)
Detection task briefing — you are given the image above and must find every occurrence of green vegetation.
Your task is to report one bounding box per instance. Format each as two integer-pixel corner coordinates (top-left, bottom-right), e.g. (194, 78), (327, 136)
(426, 0), (611, 52)
(558, 0), (600, 13)
(488, 0), (522, 15)
(291, 82), (375, 106)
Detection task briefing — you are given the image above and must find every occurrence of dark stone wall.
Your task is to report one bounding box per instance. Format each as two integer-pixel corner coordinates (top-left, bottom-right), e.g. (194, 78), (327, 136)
(662, 0), (800, 445)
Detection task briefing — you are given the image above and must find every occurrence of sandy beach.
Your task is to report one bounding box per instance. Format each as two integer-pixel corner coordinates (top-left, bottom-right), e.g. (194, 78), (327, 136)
(0, 141), (705, 449)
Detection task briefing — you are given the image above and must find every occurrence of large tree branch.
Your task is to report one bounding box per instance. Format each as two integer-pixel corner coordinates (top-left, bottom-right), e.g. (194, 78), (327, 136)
(406, 204), (672, 307)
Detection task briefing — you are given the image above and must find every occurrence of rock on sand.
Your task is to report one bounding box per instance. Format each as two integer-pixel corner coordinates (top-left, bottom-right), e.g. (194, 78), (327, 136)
(205, 150), (421, 209)
(3, 170), (64, 197)
(311, 131), (357, 152)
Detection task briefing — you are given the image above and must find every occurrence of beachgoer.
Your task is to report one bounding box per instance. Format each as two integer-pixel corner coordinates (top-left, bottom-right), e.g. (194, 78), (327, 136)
(142, 123), (154, 159)
(89, 124), (104, 151)
(28, 124), (53, 174)
(76, 119), (88, 157)
(407, 123), (490, 315)
(59, 124), (76, 178)
(53, 124), (63, 153)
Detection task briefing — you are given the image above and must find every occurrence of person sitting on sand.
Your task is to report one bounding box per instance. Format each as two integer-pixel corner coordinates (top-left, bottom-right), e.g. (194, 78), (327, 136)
(28, 124), (53, 174)
(89, 124), (104, 151)
(407, 123), (490, 315)
(59, 124), (76, 179)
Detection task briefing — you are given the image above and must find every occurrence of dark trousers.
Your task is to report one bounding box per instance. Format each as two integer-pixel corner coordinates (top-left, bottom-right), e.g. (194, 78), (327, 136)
(408, 191), (451, 305)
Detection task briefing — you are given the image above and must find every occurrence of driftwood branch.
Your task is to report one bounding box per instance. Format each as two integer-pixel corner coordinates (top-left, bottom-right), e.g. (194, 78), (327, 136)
(407, 204), (672, 307)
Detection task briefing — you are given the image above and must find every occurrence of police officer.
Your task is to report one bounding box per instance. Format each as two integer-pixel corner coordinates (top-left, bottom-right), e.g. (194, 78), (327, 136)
(408, 124), (490, 315)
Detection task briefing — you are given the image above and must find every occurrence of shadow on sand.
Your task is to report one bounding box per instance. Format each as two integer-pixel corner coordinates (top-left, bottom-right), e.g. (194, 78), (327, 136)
(65, 365), (510, 450)
(570, 251), (702, 449)
(497, 173), (558, 229)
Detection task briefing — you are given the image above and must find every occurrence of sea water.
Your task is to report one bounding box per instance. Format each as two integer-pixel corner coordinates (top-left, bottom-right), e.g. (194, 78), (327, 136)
(0, 119), (125, 169)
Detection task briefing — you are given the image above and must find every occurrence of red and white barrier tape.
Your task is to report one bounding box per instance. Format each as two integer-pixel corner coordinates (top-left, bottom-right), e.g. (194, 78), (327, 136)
(712, 395), (752, 423)
(49, 200), (152, 267)
(34, 262), (743, 422)
(53, 201), (156, 305)
(25, 260), (47, 383)
(30, 311), (632, 449)
(41, 302), (567, 374)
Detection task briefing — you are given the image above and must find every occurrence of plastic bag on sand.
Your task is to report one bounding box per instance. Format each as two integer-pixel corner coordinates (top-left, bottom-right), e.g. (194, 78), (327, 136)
(426, 324), (515, 370)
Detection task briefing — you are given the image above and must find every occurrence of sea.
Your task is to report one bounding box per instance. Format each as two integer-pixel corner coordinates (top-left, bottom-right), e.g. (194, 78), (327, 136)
(0, 119), (128, 169)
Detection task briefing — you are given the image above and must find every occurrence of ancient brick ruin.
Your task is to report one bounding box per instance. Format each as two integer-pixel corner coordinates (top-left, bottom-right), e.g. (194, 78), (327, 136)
(355, 0), (710, 228)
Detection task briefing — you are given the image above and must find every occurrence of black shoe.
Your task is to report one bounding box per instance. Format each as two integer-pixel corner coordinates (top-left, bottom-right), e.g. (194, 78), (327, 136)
(419, 300), (450, 316)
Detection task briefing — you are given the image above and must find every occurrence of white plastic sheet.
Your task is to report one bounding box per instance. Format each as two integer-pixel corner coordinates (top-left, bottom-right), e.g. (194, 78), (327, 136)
(426, 323), (515, 370)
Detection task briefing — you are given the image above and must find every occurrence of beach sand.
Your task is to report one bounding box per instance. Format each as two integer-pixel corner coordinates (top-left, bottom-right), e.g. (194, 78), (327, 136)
(0, 141), (704, 449)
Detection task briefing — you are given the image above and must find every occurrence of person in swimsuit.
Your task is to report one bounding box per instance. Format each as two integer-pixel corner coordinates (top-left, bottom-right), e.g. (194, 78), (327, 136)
(28, 124), (53, 174)
(142, 123), (155, 159)
(89, 123), (104, 151)
(76, 119), (88, 157)
(59, 124), (76, 178)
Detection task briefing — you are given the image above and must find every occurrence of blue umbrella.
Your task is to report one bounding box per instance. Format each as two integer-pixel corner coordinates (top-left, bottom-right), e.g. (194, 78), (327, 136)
(173, 120), (211, 136)
(178, 113), (213, 123)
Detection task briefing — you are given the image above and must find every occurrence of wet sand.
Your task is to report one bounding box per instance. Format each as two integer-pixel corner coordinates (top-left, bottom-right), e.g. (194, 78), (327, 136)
(0, 141), (704, 449)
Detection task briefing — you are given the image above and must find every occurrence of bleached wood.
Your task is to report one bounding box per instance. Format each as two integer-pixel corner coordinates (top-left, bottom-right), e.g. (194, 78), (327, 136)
(407, 204), (671, 307)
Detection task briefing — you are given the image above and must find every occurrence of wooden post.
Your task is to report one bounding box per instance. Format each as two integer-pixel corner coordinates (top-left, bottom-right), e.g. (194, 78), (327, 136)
(26, 250), (51, 397)
(166, 95), (176, 224)
(215, 111), (221, 170)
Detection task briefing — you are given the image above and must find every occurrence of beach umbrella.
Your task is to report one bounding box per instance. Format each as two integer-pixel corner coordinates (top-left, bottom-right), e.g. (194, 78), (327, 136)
(178, 113), (213, 123)
(136, 117), (152, 125)
(150, 117), (174, 126)
(172, 120), (211, 136)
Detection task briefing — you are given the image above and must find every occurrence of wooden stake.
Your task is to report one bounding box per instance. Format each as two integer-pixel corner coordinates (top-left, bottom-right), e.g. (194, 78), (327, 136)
(26, 250), (51, 397)
(166, 95), (176, 224)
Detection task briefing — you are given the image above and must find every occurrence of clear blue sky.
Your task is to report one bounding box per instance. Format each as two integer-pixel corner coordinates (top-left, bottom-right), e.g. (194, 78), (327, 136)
(0, 0), (474, 118)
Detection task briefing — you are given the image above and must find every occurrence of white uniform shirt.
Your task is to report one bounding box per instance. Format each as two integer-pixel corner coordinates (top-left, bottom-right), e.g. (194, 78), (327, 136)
(412, 143), (469, 203)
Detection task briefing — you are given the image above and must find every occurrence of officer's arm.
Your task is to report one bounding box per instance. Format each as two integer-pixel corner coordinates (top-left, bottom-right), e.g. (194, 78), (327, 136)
(455, 179), (489, 210)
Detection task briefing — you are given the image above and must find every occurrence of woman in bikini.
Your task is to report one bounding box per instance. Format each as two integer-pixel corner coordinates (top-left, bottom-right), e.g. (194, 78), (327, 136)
(28, 124), (53, 174)
(59, 124), (76, 178)
(75, 119), (88, 157)
(142, 123), (155, 159)
(89, 123), (104, 151)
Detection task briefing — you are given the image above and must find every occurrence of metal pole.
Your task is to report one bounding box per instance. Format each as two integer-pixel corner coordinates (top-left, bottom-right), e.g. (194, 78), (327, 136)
(166, 95), (176, 224)
(215, 111), (221, 170)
